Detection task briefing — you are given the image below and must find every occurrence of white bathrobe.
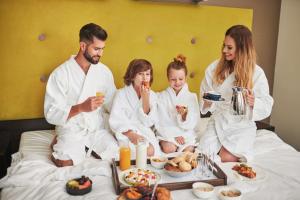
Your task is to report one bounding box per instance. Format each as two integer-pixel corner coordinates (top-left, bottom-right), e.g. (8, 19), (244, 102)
(109, 85), (161, 157)
(44, 56), (118, 165)
(156, 84), (200, 152)
(199, 60), (274, 161)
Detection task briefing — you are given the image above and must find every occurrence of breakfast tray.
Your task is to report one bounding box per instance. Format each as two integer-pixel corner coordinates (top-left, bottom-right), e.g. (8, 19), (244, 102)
(111, 158), (227, 195)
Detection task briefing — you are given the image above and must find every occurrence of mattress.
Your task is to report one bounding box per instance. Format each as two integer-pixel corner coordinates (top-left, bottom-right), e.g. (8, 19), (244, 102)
(1, 129), (300, 200)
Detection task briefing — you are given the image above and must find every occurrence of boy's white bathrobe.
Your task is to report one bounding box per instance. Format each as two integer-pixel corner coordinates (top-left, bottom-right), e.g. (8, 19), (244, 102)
(199, 60), (274, 162)
(109, 85), (161, 158)
(44, 56), (118, 165)
(156, 84), (200, 152)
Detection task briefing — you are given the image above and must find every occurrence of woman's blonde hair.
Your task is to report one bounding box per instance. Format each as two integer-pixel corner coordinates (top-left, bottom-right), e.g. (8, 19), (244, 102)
(214, 25), (256, 89)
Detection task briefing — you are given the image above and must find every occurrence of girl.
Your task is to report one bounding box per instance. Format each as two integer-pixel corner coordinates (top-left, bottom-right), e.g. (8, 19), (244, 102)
(109, 59), (160, 157)
(199, 25), (274, 162)
(156, 55), (200, 154)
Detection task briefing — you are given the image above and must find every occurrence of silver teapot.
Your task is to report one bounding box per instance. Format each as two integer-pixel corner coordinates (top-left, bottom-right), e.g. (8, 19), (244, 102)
(231, 87), (248, 115)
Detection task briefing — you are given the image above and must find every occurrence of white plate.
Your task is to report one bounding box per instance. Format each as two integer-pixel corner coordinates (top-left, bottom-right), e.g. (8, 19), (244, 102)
(233, 165), (266, 182)
(164, 167), (197, 178)
(119, 168), (161, 186)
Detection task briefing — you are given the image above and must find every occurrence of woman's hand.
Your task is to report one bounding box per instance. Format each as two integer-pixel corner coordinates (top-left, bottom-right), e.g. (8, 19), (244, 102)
(141, 84), (150, 114)
(246, 90), (255, 108)
(123, 130), (144, 145)
(175, 136), (185, 145)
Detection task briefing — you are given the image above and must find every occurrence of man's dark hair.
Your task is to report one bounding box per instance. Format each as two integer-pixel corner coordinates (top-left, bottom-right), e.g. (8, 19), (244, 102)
(79, 23), (108, 42)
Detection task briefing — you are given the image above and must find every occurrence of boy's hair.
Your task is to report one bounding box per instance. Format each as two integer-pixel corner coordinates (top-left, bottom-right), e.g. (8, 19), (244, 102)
(124, 59), (153, 86)
(79, 23), (108, 43)
(167, 54), (188, 78)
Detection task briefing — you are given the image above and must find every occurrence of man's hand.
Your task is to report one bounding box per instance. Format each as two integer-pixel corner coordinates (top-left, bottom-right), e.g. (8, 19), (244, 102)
(80, 96), (105, 112)
(175, 136), (185, 145)
(123, 130), (144, 145)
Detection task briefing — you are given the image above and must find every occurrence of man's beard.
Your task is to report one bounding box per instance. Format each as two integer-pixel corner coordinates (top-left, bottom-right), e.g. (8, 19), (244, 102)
(83, 50), (100, 64)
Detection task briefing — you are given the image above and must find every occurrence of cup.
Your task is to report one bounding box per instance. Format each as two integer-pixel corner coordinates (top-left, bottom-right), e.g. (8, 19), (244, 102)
(136, 139), (148, 169)
(96, 92), (104, 97)
(203, 91), (222, 101)
(119, 140), (131, 171)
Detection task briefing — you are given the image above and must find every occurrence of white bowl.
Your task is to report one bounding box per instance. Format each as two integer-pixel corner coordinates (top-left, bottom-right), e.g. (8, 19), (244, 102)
(150, 157), (167, 169)
(192, 182), (214, 199)
(163, 167), (196, 178)
(218, 187), (242, 200)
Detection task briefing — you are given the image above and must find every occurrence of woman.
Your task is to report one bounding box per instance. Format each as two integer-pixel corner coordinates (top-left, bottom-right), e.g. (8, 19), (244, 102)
(199, 25), (273, 162)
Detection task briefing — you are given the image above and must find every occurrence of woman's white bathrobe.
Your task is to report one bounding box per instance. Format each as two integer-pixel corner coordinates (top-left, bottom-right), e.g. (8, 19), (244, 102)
(44, 56), (118, 165)
(109, 85), (161, 158)
(156, 84), (200, 152)
(199, 60), (274, 161)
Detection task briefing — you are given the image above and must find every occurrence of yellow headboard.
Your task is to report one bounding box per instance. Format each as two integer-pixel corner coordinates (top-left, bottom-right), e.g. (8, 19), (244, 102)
(0, 0), (252, 120)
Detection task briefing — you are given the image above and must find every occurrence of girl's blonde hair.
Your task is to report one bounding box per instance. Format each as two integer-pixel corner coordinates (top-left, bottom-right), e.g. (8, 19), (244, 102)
(167, 54), (188, 78)
(214, 25), (256, 89)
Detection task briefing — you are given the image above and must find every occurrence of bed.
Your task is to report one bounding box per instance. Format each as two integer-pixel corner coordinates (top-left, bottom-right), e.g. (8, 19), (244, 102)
(0, 118), (300, 200)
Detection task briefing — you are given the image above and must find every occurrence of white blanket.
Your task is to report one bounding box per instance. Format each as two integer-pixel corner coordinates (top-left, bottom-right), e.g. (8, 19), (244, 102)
(1, 129), (300, 200)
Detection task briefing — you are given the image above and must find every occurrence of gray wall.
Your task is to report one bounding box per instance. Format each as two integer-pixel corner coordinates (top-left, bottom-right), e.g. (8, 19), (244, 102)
(271, 0), (300, 151)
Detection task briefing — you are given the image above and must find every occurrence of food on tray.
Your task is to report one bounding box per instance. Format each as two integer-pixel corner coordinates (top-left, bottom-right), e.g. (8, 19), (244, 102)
(164, 152), (198, 173)
(232, 163), (256, 179)
(66, 176), (92, 195)
(150, 157), (168, 169)
(117, 186), (171, 200)
(124, 168), (159, 186)
(196, 187), (213, 192)
(221, 190), (241, 197)
(175, 105), (188, 113)
(142, 81), (150, 89)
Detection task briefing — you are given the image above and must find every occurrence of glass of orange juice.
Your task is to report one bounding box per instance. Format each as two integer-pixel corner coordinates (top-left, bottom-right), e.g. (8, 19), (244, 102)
(96, 92), (104, 97)
(119, 140), (131, 171)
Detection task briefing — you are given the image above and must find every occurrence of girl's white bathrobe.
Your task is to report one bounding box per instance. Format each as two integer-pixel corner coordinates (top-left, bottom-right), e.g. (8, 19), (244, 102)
(199, 60), (274, 162)
(109, 85), (161, 158)
(156, 84), (200, 152)
(44, 56), (118, 165)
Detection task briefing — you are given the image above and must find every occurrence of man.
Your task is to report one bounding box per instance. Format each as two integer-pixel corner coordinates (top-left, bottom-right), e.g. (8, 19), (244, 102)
(44, 23), (118, 167)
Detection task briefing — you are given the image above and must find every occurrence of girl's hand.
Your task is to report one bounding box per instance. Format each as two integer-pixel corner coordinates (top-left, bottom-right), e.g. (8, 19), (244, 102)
(123, 130), (144, 145)
(176, 105), (188, 121)
(246, 90), (255, 108)
(175, 136), (185, 145)
(141, 83), (150, 114)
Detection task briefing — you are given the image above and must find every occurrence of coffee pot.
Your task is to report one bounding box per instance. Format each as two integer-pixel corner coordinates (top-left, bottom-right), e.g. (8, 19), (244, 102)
(231, 87), (248, 116)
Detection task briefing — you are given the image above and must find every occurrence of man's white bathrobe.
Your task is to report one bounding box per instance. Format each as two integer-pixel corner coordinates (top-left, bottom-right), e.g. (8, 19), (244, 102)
(199, 60), (274, 162)
(44, 56), (118, 165)
(156, 84), (200, 152)
(109, 85), (161, 158)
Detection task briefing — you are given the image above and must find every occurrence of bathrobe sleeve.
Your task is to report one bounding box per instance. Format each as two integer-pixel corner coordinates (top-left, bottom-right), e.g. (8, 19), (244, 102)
(176, 93), (200, 130)
(102, 69), (117, 113)
(252, 66), (274, 121)
(137, 91), (158, 127)
(109, 90), (138, 134)
(44, 68), (72, 126)
(199, 61), (218, 114)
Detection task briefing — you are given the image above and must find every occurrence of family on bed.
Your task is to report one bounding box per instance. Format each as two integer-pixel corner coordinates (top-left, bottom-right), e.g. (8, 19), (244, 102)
(44, 23), (273, 168)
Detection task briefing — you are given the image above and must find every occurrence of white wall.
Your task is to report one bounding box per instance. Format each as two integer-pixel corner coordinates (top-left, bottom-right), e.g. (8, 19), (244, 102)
(271, 0), (300, 150)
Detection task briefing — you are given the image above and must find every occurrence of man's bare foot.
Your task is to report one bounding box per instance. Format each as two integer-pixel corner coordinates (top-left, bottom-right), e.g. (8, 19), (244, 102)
(51, 155), (73, 167)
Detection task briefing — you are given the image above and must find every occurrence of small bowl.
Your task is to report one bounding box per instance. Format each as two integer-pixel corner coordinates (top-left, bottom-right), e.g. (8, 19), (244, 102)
(203, 91), (222, 101)
(218, 187), (242, 200)
(192, 182), (214, 199)
(150, 157), (167, 169)
(66, 176), (92, 196)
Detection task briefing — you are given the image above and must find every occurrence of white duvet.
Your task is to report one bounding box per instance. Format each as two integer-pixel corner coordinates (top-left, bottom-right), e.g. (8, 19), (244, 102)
(1, 129), (300, 200)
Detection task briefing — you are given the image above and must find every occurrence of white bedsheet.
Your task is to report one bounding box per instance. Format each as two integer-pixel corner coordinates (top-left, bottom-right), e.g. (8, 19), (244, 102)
(1, 129), (300, 200)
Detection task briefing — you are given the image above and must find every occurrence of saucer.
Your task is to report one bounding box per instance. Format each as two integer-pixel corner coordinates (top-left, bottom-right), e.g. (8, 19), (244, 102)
(203, 96), (225, 102)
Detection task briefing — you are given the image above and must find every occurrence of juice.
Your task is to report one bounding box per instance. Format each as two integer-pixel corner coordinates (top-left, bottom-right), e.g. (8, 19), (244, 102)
(120, 146), (131, 171)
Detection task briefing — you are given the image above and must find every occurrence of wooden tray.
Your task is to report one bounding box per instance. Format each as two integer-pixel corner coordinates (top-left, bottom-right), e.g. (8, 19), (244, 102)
(111, 158), (227, 195)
